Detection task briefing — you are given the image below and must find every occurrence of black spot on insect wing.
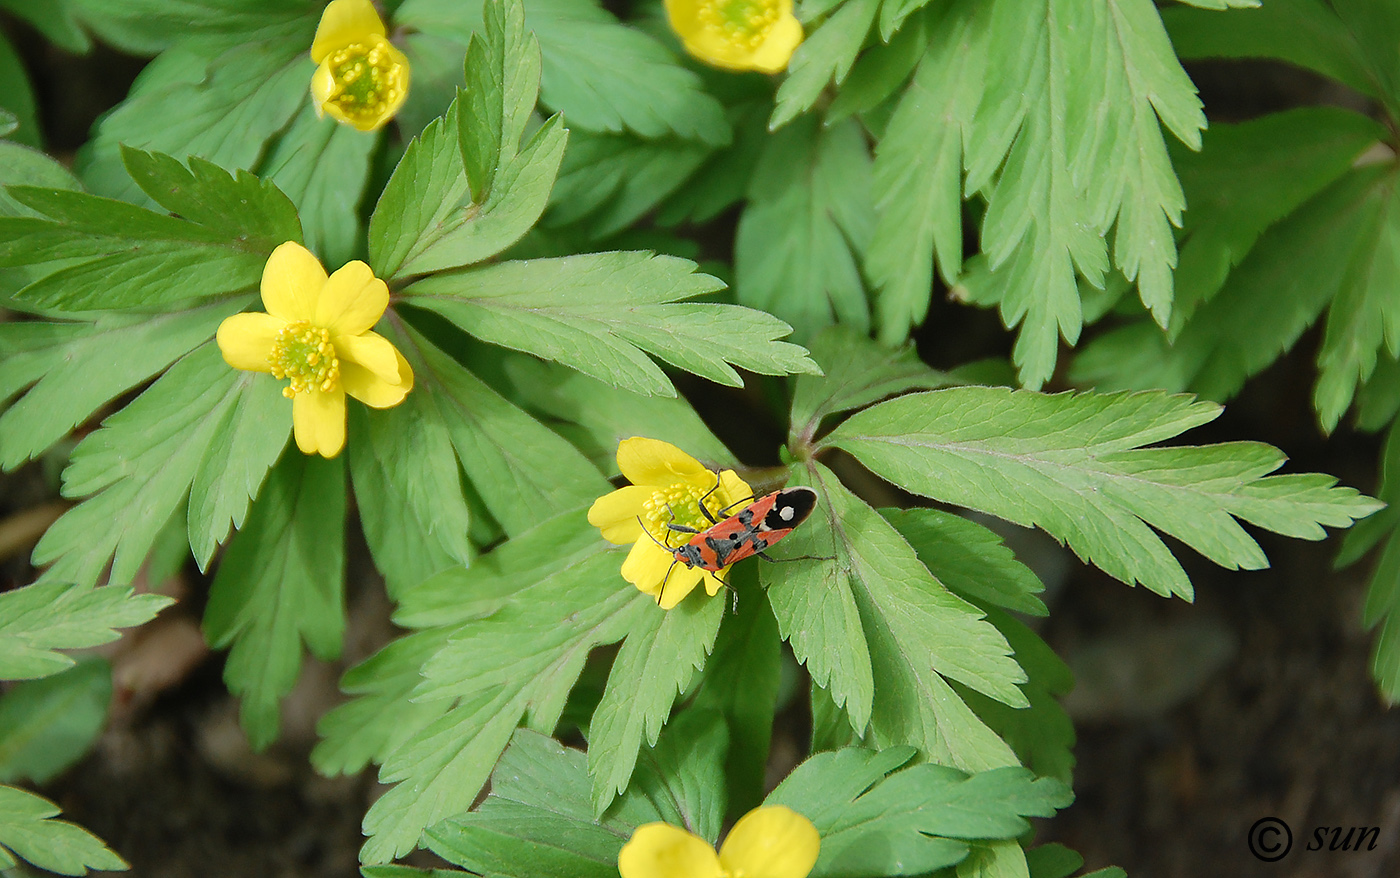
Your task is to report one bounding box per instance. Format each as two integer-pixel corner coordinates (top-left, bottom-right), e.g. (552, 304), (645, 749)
(762, 486), (817, 531)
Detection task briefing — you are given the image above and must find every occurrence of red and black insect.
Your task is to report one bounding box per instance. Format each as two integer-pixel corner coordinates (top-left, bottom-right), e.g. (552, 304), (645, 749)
(642, 475), (821, 606)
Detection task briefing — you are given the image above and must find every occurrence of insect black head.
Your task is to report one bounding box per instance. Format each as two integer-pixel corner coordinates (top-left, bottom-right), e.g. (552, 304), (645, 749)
(765, 486), (817, 530)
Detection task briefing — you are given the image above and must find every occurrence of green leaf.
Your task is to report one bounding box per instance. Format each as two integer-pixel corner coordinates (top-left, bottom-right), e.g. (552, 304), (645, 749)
(313, 628), (458, 777)
(621, 705), (730, 843)
(958, 841), (1031, 878)
(0, 0), (90, 53)
(0, 141), (81, 219)
(373, 4), (565, 280)
(460, 0), (539, 202)
(587, 589), (725, 814)
(1347, 422), (1400, 702)
(358, 510), (640, 863)
(262, 105), (378, 267)
(765, 462), (1027, 771)
(0, 29), (39, 148)
(546, 131), (712, 238)
(0, 301), (235, 468)
(33, 341), (286, 589)
(789, 326), (953, 446)
(825, 387), (1385, 599)
(1071, 161), (1400, 433)
(655, 104), (768, 227)
(423, 731), (627, 878)
(1024, 843), (1085, 878)
(404, 252), (817, 397)
(2, 151), (299, 313)
(203, 452), (346, 750)
(1168, 107), (1385, 334)
(885, 509), (1049, 617)
(0, 784), (127, 876)
(75, 14), (315, 203)
(826, 9), (930, 124)
(736, 115), (874, 339)
(528, 0), (729, 145)
(494, 355), (733, 477)
(766, 749), (1071, 878)
(1162, 0), (1386, 105)
(349, 319), (607, 596)
(0, 582), (170, 681)
(0, 658), (111, 784)
(868, 0), (987, 344)
(770, 0), (878, 129)
(690, 579), (781, 818)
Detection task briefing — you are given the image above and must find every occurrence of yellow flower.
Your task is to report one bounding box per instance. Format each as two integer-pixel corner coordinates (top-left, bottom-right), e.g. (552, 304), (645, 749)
(588, 437), (752, 610)
(618, 805), (820, 878)
(309, 0), (410, 131)
(216, 241), (413, 459)
(664, 0), (804, 74)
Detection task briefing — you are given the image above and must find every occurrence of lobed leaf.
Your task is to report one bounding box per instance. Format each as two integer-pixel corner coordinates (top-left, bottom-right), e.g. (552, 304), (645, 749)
(404, 251), (817, 397)
(0, 785), (127, 876)
(825, 387), (1384, 599)
(0, 582), (170, 681)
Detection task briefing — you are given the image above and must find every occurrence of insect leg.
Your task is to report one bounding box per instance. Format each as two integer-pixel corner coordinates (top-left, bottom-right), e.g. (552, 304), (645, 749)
(695, 470), (724, 524)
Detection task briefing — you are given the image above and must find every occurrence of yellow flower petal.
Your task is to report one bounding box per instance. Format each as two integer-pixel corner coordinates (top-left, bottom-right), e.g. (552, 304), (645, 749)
(216, 312), (284, 373)
(262, 241), (326, 322)
(335, 329), (400, 384)
(617, 437), (712, 489)
(619, 823), (725, 878)
(713, 469), (756, 518)
(702, 568), (728, 597)
(718, 806), (820, 878)
(310, 61), (335, 114)
(747, 11), (803, 74)
(588, 486), (653, 544)
(310, 0), (385, 63)
(292, 387), (347, 458)
(341, 344), (412, 408)
(316, 260), (389, 336)
(622, 538), (678, 592)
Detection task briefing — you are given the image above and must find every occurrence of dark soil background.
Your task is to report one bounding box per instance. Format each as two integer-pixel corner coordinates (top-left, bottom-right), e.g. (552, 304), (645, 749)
(3, 18), (1399, 878)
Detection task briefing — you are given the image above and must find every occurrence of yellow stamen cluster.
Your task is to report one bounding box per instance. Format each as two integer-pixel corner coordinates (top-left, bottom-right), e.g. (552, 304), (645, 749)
(696, 0), (781, 51)
(269, 321), (340, 398)
(326, 41), (405, 127)
(641, 482), (714, 547)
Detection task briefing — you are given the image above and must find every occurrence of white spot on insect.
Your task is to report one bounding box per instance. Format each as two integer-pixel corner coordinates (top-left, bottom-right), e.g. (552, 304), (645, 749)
(780, 506), (794, 522)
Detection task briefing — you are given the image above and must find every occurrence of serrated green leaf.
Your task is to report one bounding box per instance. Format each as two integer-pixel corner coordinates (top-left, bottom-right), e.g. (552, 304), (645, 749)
(75, 14), (315, 203)
(0, 582), (170, 681)
(423, 731), (627, 878)
(655, 103), (767, 227)
(495, 355), (732, 477)
(186, 365), (289, 570)
(958, 841), (1030, 878)
(588, 590), (724, 814)
(766, 749), (1071, 878)
(619, 707), (730, 844)
(405, 251), (816, 397)
(770, 0), (878, 129)
(790, 326), (952, 446)
(529, 0), (729, 145)
(1162, 0), (1384, 104)
(370, 100), (467, 278)
(460, 0), (538, 201)
(546, 131), (712, 238)
(3, 151), (298, 313)
(358, 510), (641, 863)
(0, 301), (235, 469)
(825, 387), (1384, 599)
(0, 658), (111, 785)
(33, 341), (284, 588)
(203, 452), (346, 750)
(736, 115), (874, 339)
(691, 579), (780, 819)
(0, 141), (80, 220)
(868, 0), (987, 344)
(263, 105), (378, 266)
(0, 784), (127, 876)
(885, 509), (1049, 617)
(766, 462), (1027, 770)
(1168, 107), (1385, 335)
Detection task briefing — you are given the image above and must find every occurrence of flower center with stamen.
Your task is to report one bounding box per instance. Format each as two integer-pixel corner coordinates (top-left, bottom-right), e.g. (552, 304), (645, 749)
(696, 0), (781, 51)
(269, 321), (340, 398)
(326, 40), (405, 126)
(641, 482), (716, 548)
